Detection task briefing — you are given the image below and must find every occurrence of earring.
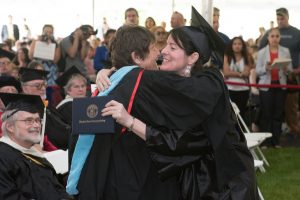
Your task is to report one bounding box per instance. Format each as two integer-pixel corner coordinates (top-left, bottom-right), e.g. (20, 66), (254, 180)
(184, 65), (192, 77)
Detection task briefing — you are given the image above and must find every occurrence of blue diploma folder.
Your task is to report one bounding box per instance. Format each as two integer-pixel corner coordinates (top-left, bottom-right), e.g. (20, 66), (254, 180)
(72, 96), (115, 134)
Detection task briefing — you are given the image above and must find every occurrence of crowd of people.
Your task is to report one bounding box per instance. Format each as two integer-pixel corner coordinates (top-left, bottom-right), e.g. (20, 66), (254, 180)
(0, 5), (299, 199)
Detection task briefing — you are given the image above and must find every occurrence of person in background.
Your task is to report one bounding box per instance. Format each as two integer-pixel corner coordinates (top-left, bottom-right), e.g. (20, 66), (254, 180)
(55, 66), (87, 150)
(27, 60), (45, 70)
(0, 93), (72, 199)
(13, 47), (31, 68)
(93, 29), (116, 73)
(170, 11), (185, 29)
(256, 27), (292, 148)
(0, 76), (21, 137)
(60, 25), (97, 75)
(29, 24), (61, 86)
(255, 27), (266, 47)
(145, 17), (156, 30)
(150, 26), (167, 52)
(259, 8), (300, 141)
(1, 15), (19, 43)
(124, 7), (139, 25)
(223, 36), (252, 119)
(212, 7), (230, 69)
(212, 7), (230, 44)
(0, 48), (15, 76)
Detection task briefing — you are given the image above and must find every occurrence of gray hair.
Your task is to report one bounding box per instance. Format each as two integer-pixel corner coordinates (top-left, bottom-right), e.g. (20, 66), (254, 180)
(1, 109), (18, 136)
(63, 74), (87, 95)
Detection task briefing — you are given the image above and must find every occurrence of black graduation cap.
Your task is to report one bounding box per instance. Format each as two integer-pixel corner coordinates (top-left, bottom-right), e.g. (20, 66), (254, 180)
(56, 66), (85, 88)
(0, 48), (15, 60)
(0, 93), (45, 119)
(19, 68), (49, 82)
(0, 76), (22, 93)
(188, 6), (225, 65)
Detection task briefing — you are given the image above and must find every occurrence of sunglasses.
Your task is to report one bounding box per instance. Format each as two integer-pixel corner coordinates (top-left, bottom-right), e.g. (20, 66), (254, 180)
(270, 35), (280, 38)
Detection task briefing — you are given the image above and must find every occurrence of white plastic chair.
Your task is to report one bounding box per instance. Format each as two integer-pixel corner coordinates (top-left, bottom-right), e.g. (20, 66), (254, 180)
(231, 102), (271, 169)
(254, 160), (265, 200)
(44, 150), (68, 174)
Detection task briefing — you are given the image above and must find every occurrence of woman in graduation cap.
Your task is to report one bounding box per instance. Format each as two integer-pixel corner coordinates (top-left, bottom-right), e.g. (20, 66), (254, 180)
(68, 7), (258, 200)
(55, 66), (87, 150)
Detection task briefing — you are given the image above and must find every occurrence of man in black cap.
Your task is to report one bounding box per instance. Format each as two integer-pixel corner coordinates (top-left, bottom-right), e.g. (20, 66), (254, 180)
(0, 93), (72, 199)
(260, 7), (300, 143)
(19, 67), (48, 100)
(19, 67), (69, 151)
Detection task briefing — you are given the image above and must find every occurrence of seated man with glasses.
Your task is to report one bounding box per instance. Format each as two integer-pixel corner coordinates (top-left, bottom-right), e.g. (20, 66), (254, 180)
(19, 67), (48, 100)
(0, 93), (72, 199)
(19, 67), (70, 152)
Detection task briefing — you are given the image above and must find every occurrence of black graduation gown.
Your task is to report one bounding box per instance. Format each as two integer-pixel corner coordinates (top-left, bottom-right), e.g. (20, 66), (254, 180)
(132, 67), (258, 199)
(0, 142), (72, 200)
(76, 69), (180, 200)
(76, 67), (258, 200)
(46, 105), (72, 150)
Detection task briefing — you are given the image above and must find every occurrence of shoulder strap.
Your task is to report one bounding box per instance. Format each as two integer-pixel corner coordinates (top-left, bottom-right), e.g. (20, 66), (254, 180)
(121, 69), (145, 134)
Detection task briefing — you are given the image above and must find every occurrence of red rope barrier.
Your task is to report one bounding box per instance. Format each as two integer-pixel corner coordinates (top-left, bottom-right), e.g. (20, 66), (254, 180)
(225, 81), (300, 89)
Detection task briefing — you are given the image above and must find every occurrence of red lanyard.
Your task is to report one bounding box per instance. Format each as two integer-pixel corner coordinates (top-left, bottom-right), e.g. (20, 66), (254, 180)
(121, 69), (144, 134)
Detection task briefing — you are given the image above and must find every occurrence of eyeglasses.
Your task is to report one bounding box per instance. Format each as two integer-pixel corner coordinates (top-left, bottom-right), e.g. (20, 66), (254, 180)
(23, 82), (47, 90)
(156, 32), (166, 36)
(16, 117), (42, 126)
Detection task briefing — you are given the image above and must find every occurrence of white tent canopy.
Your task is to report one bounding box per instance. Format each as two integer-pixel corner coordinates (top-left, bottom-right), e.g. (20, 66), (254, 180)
(1, 0), (299, 40)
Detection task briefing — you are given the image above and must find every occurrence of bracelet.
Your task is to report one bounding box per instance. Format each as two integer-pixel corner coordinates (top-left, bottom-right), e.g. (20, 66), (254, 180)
(128, 117), (135, 132)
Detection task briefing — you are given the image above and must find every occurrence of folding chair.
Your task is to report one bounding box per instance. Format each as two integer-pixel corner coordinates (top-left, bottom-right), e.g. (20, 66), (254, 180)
(231, 102), (271, 169)
(254, 160), (265, 200)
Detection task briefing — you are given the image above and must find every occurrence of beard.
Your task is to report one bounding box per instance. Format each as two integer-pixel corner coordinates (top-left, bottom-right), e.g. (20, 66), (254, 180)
(15, 127), (41, 145)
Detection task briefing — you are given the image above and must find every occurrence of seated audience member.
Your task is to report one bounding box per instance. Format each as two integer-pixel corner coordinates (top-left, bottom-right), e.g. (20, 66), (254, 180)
(0, 48), (15, 76)
(0, 76), (21, 137)
(0, 93), (72, 199)
(20, 68), (69, 151)
(55, 66), (87, 150)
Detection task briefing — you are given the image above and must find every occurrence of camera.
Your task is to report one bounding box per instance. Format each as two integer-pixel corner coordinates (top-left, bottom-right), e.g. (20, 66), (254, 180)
(41, 34), (49, 42)
(80, 25), (97, 37)
(80, 26), (90, 37)
(41, 34), (55, 43)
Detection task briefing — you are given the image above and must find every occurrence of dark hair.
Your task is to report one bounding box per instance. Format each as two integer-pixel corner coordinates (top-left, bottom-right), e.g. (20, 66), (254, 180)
(27, 60), (44, 70)
(105, 29), (116, 39)
(225, 36), (251, 66)
(169, 27), (204, 74)
(125, 8), (139, 19)
(13, 47), (31, 66)
(110, 25), (155, 69)
(42, 24), (54, 32)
